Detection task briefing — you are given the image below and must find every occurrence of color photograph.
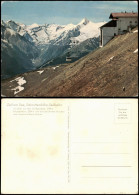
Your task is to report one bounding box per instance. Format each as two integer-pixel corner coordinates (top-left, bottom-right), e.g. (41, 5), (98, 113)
(1, 1), (138, 97)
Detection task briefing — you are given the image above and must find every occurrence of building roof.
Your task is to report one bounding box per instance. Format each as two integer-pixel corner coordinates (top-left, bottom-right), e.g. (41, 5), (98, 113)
(109, 12), (138, 19)
(100, 20), (117, 28)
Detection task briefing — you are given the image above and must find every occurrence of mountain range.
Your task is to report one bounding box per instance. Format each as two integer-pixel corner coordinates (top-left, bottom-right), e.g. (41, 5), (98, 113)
(1, 18), (104, 79)
(1, 27), (138, 97)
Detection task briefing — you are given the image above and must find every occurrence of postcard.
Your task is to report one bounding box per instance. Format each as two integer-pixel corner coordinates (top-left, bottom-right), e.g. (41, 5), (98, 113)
(1, 1), (138, 97)
(1, 98), (138, 194)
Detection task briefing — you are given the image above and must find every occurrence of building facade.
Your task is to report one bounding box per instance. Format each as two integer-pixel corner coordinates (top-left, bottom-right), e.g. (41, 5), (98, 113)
(100, 12), (138, 47)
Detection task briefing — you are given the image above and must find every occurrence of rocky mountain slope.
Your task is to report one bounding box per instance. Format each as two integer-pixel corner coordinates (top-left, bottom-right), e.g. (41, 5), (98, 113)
(1, 22), (39, 79)
(41, 37), (99, 67)
(1, 27), (138, 97)
(1, 19), (104, 79)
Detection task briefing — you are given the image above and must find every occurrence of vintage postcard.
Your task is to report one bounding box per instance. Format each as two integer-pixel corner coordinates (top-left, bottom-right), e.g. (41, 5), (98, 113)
(1, 98), (138, 194)
(1, 1), (138, 97)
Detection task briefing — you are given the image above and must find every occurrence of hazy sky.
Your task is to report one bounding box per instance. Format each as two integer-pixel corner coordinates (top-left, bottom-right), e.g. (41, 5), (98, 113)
(1, 1), (138, 25)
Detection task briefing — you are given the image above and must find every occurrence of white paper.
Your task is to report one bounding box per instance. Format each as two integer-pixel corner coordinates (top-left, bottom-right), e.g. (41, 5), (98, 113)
(1, 98), (138, 194)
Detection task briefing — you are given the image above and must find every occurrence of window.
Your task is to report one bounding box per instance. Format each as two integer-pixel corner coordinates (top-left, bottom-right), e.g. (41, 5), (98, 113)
(130, 21), (132, 23)
(135, 21), (137, 23)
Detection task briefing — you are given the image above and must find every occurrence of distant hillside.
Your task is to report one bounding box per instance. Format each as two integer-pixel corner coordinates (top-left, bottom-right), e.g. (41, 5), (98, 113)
(1, 27), (138, 97)
(41, 37), (99, 67)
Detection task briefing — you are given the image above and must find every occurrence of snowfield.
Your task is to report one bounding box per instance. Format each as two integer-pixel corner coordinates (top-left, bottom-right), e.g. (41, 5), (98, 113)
(71, 19), (105, 43)
(3, 18), (105, 46)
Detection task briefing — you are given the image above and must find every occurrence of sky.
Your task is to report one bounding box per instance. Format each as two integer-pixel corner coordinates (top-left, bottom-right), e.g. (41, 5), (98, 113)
(1, 1), (138, 25)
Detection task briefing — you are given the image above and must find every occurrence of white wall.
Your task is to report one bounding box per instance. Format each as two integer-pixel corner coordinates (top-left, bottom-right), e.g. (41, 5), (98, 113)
(117, 17), (138, 34)
(101, 27), (118, 46)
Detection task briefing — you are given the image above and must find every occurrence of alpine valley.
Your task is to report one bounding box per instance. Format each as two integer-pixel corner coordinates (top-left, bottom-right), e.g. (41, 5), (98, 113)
(1, 18), (104, 79)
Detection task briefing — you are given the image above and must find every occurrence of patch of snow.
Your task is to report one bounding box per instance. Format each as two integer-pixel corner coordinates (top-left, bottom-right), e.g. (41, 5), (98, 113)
(133, 49), (138, 53)
(37, 70), (44, 74)
(10, 77), (26, 85)
(17, 22), (26, 28)
(11, 77), (26, 95)
(108, 56), (114, 62)
(2, 39), (8, 43)
(41, 78), (47, 82)
(133, 30), (138, 33)
(1, 39), (13, 48)
(11, 86), (24, 95)
(1, 94), (6, 97)
(10, 80), (15, 83)
(52, 66), (59, 70)
(18, 30), (26, 36)
(16, 77), (26, 85)
(27, 23), (40, 29)
(1, 39), (14, 48)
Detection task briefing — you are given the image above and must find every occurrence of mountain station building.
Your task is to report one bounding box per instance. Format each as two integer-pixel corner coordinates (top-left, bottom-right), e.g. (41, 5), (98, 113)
(99, 12), (138, 47)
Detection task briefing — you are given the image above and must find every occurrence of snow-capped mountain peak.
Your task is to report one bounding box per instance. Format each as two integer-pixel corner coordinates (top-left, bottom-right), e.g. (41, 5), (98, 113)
(7, 20), (15, 23)
(27, 23), (40, 29)
(78, 18), (90, 26)
(1, 19), (105, 46)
